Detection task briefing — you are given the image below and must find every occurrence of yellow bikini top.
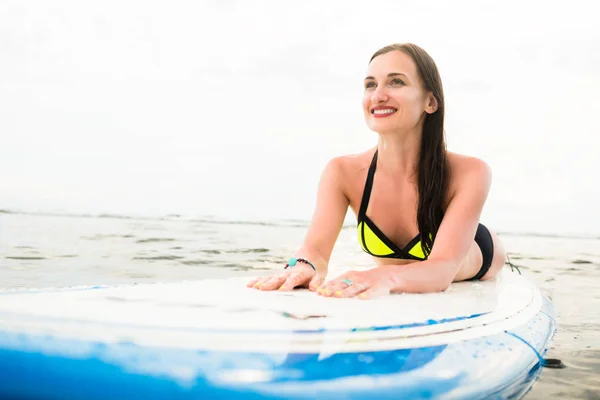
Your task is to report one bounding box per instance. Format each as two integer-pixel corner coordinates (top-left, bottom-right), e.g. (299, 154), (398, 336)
(357, 151), (430, 261)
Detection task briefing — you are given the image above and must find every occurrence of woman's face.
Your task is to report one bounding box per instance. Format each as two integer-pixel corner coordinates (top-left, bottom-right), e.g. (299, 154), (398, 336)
(362, 50), (433, 135)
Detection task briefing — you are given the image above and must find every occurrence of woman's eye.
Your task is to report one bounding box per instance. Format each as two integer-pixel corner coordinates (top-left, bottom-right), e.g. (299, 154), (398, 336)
(364, 82), (376, 89)
(389, 78), (405, 86)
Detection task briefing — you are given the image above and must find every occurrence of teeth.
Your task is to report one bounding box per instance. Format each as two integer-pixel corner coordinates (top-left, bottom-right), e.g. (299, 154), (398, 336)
(373, 109), (396, 115)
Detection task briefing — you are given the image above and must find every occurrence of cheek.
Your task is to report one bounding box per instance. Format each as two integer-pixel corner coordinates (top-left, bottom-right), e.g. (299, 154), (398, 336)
(362, 94), (371, 112)
(393, 91), (412, 105)
(396, 91), (423, 113)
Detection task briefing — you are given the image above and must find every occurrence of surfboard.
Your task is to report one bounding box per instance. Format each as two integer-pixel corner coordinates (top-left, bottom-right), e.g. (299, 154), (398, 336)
(0, 268), (555, 399)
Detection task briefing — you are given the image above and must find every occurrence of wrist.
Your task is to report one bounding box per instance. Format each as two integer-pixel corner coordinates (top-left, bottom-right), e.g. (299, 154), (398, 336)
(291, 252), (328, 276)
(384, 265), (405, 292)
(285, 257), (316, 271)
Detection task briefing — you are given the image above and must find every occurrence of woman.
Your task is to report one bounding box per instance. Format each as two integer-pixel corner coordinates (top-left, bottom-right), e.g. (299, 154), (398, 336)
(247, 43), (506, 299)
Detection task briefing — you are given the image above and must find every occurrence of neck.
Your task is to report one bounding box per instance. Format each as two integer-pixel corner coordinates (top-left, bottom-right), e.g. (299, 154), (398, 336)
(376, 127), (422, 177)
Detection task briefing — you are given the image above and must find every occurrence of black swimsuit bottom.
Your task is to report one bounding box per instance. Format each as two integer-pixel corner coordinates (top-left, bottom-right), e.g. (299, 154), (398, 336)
(471, 224), (494, 280)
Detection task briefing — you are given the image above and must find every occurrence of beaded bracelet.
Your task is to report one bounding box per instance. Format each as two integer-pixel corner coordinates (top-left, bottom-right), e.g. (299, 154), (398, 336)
(284, 257), (316, 271)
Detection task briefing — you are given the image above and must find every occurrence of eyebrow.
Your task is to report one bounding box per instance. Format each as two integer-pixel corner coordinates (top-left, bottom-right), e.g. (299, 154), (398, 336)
(364, 72), (408, 80)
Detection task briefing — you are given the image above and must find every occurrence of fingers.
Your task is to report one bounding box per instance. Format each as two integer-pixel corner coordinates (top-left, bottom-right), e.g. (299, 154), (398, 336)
(250, 268), (386, 299)
(318, 281), (367, 298)
(317, 280), (347, 296)
(308, 274), (325, 292)
(247, 272), (286, 290)
(247, 276), (274, 288)
(316, 273), (346, 296)
(334, 282), (368, 298)
(315, 272), (381, 299)
(248, 266), (315, 292)
(257, 273), (288, 291)
(279, 270), (312, 291)
(252, 276), (270, 288)
(317, 273), (351, 296)
(246, 277), (261, 288)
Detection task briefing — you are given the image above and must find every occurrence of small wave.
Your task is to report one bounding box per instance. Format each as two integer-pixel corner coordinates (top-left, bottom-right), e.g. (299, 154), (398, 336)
(97, 214), (134, 220)
(230, 248), (270, 254)
(256, 256), (287, 263)
(180, 260), (211, 266)
(197, 249), (221, 254)
(217, 263), (247, 269)
(5, 256), (46, 260)
(231, 265), (272, 271)
(136, 238), (176, 244)
(571, 259), (593, 264)
(82, 234), (135, 240)
(190, 218), (311, 228)
(132, 255), (183, 261)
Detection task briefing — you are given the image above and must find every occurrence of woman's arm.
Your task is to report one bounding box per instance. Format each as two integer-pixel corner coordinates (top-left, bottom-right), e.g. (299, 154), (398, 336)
(386, 157), (492, 293)
(248, 157), (350, 291)
(294, 157), (351, 276)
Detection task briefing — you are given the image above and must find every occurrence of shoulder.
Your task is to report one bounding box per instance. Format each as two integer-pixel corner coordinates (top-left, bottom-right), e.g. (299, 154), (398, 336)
(447, 152), (492, 193)
(323, 149), (376, 178)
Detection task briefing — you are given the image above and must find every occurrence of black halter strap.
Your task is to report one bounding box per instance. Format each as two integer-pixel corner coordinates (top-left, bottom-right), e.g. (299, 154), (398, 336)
(358, 150), (378, 220)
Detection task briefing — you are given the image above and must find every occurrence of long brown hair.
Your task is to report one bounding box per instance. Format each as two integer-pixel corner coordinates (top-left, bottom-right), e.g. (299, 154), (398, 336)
(369, 43), (449, 255)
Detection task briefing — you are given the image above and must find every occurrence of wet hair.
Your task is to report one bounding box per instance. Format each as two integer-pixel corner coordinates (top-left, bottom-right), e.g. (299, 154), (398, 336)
(369, 43), (449, 255)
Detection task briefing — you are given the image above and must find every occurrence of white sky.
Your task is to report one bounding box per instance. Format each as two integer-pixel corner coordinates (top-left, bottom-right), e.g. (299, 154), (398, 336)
(1, 0), (599, 235)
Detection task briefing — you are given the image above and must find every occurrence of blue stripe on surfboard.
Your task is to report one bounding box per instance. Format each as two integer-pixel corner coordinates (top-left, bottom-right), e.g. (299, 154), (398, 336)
(0, 310), (489, 335)
(0, 330), (454, 399)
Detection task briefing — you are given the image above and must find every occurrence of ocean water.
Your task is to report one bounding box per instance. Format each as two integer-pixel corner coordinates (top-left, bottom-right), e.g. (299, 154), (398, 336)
(2, 0), (600, 398)
(1, 210), (599, 398)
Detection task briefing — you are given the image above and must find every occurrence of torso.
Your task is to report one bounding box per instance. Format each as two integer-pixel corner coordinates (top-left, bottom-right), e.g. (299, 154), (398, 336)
(338, 148), (471, 266)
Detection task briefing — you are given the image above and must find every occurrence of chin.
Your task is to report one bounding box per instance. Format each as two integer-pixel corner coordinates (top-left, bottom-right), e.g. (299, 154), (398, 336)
(368, 121), (399, 135)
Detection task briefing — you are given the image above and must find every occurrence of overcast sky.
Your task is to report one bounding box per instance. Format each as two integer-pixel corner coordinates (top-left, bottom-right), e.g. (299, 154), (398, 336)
(1, 0), (599, 235)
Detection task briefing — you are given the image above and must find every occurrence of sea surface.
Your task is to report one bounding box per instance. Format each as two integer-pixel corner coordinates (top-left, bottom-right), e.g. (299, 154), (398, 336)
(1, 210), (599, 398)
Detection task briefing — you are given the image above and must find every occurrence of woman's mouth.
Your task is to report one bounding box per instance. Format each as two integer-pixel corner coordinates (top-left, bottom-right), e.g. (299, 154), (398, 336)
(371, 108), (398, 118)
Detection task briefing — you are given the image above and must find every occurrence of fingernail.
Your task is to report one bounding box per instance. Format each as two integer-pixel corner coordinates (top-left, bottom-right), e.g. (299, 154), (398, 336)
(334, 291), (342, 297)
(359, 294), (366, 299)
(279, 286), (286, 291)
(324, 289), (330, 296)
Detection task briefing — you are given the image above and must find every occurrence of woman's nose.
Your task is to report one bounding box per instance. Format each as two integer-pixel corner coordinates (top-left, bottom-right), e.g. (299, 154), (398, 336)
(371, 85), (389, 103)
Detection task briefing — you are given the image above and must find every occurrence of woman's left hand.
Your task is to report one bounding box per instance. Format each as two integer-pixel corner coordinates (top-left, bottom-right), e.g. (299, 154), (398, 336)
(317, 267), (395, 299)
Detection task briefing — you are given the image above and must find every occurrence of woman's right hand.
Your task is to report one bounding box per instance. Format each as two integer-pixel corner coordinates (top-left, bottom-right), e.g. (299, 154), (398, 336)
(246, 265), (324, 292)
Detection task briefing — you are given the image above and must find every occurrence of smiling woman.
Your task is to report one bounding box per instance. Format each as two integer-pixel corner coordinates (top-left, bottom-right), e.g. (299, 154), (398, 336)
(247, 43), (507, 298)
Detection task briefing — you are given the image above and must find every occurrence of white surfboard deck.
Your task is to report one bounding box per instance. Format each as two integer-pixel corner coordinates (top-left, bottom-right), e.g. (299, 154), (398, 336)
(0, 268), (556, 399)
